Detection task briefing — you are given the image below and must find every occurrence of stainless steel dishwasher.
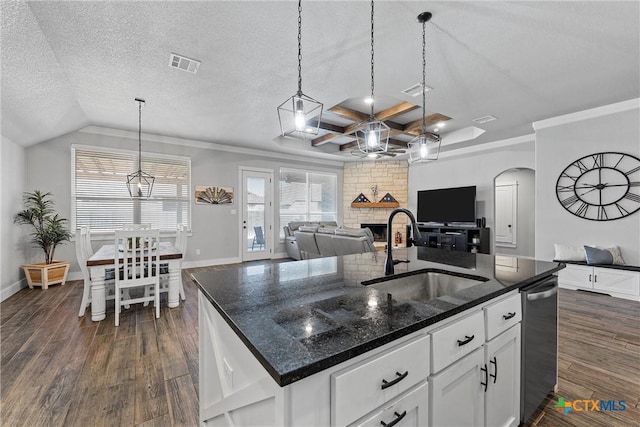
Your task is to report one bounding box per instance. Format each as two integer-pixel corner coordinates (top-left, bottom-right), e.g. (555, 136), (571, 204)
(520, 276), (559, 424)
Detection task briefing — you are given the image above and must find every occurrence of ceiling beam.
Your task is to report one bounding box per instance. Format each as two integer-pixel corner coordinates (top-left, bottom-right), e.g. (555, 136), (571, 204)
(308, 120), (345, 134)
(374, 101), (419, 121)
(339, 141), (358, 152)
(403, 113), (451, 133)
(311, 133), (339, 146)
(327, 106), (369, 122)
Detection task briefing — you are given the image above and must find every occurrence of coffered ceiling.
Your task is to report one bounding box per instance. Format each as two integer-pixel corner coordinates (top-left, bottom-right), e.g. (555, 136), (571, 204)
(1, 1), (639, 162)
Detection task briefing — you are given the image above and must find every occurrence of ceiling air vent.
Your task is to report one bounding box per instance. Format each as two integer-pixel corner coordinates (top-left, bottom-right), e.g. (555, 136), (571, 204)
(401, 83), (433, 97)
(169, 53), (201, 74)
(472, 115), (498, 124)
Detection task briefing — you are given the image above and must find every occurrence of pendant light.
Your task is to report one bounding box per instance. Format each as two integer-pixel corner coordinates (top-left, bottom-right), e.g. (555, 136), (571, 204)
(127, 98), (154, 199)
(408, 12), (441, 164)
(277, 0), (323, 139)
(355, 0), (390, 157)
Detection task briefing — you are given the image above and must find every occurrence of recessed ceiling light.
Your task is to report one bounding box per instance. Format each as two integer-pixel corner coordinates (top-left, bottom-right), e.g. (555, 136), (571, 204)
(367, 153), (379, 158)
(305, 127), (314, 133)
(437, 121), (446, 128)
(472, 115), (498, 124)
(433, 127), (439, 132)
(364, 97), (374, 104)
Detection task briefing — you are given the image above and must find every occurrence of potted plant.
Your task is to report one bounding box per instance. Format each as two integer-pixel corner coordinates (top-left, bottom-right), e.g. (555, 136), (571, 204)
(14, 190), (72, 289)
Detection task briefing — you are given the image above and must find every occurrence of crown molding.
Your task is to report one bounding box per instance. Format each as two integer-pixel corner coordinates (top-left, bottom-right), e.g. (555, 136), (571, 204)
(532, 98), (640, 131)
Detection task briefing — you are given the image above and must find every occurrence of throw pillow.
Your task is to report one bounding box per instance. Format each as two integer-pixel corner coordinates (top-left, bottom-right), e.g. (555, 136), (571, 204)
(583, 246), (614, 265)
(298, 225), (319, 233)
(605, 246), (626, 265)
(554, 243), (587, 261)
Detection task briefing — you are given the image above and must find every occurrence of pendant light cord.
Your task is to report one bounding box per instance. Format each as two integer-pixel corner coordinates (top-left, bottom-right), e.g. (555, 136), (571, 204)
(421, 19), (426, 132)
(370, 0), (375, 119)
(297, 0), (303, 96)
(138, 100), (142, 173)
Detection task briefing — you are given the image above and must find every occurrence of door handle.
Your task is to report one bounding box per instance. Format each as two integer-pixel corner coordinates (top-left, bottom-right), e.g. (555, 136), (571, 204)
(589, 274), (592, 282)
(381, 371), (408, 389)
(457, 335), (475, 346)
(490, 357), (497, 383)
(527, 284), (558, 301)
(480, 364), (488, 392)
(380, 411), (407, 427)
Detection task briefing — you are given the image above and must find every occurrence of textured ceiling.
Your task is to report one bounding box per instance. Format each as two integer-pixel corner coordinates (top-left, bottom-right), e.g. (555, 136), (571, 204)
(1, 1), (639, 161)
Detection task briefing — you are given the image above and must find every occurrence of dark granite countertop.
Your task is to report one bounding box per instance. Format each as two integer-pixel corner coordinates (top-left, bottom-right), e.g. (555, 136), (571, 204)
(192, 247), (564, 387)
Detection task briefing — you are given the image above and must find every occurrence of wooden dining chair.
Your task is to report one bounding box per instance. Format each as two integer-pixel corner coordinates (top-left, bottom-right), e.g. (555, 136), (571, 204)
(76, 226), (115, 316)
(114, 229), (160, 326)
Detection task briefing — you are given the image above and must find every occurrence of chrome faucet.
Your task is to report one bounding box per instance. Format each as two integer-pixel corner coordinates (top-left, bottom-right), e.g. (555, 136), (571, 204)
(385, 208), (423, 276)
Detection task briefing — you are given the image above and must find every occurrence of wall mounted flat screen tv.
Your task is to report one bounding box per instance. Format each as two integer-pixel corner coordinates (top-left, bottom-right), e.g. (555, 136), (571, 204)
(417, 186), (476, 224)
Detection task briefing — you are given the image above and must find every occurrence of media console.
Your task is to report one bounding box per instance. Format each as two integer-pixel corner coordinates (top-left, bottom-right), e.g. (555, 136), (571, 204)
(406, 225), (490, 254)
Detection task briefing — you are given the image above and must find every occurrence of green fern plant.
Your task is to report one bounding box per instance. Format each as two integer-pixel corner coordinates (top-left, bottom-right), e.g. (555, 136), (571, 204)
(14, 190), (71, 264)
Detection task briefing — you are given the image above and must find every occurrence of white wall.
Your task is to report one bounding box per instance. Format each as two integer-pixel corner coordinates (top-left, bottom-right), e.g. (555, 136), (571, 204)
(494, 168), (535, 257)
(408, 138), (535, 254)
(1, 135), (27, 301)
(535, 99), (640, 264)
(21, 128), (343, 276)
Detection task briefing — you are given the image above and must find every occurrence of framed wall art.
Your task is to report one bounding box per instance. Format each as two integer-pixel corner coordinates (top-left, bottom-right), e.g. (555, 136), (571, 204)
(195, 186), (234, 205)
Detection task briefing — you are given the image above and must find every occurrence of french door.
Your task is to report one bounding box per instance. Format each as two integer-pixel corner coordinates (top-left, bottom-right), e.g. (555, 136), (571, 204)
(240, 168), (273, 262)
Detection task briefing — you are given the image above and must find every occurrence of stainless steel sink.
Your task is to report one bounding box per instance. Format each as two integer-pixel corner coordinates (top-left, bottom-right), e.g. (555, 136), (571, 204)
(362, 270), (488, 302)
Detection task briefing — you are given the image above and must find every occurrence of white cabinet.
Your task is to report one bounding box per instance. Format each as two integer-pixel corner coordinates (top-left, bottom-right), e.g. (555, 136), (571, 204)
(485, 326), (521, 427)
(332, 335), (430, 426)
(430, 292), (521, 427)
(430, 347), (485, 426)
(558, 264), (640, 301)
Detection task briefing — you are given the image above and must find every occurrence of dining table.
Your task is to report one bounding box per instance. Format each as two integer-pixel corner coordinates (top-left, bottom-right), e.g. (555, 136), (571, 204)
(86, 241), (183, 322)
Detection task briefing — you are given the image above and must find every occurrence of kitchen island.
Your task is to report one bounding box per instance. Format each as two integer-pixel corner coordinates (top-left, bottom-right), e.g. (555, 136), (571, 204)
(192, 247), (564, 426)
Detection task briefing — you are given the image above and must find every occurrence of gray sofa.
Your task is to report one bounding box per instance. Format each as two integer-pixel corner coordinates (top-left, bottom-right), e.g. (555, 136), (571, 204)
(287, 222), (376, 260)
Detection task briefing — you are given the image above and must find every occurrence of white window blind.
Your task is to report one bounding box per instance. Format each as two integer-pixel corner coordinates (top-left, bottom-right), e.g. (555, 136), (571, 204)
(72, 146), (191, 232)
(279, 168), (337, 238)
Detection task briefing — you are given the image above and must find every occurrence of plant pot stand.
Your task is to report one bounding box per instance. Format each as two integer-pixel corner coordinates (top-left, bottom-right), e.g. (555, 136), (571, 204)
(22, 261), (70, 289)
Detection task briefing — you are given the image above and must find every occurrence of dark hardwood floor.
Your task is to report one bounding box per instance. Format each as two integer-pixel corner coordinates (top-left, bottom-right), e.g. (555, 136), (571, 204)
(1, 263), (638, 426)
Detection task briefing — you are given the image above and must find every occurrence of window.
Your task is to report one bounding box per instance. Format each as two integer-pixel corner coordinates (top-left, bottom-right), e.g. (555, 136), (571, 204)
(72, 145), (191, 233)
(279, 168), (337, 238)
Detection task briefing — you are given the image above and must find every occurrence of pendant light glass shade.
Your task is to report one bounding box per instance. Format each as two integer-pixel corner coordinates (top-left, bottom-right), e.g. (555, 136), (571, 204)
(277, 0), (323, 139)
(408, 11), (441, 165)
(355, 120), (390, 155)
(408, 132), (441, 163)
(127, 98), (154, 199)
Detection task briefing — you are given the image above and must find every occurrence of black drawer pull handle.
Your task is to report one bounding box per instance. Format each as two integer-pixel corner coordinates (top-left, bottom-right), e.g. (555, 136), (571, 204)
(380, 410), (407, 427)
(381, 371), (408, 390)
(457, 335), (475, 346)
(502, 312), (516, 320)
(490, 356), (497, 383)
(480, 363), (488, 392)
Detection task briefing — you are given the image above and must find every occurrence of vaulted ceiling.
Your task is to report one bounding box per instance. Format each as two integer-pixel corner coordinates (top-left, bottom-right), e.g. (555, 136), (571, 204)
(2, 1), (639, 161)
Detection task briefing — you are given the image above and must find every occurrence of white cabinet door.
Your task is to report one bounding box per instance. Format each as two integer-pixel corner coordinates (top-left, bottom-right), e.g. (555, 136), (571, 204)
(353, 381), (428, 427)
(430, 348), (484, 427)
(592, 268), (640, 296)
(557, 264), (593, 290)
(485, 326), (521, 427)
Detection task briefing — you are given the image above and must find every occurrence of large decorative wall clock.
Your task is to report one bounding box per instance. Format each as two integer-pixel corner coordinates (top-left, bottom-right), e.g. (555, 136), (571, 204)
(556, 152), (640, 221)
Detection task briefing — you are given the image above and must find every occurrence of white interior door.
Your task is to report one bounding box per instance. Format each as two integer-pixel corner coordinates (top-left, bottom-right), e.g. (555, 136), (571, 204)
(495, 182), (517, 247)
(241, 168), (273, 262)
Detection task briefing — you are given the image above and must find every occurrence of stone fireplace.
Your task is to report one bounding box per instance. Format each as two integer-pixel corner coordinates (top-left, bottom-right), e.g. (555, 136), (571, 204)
(361, 223), (388, 242)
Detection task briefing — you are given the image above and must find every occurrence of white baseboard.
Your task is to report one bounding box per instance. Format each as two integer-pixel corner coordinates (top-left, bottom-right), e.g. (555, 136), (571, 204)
(1, 279), (27, 302)
(272, 252), (291, 260)
(67, 271), (84, 281)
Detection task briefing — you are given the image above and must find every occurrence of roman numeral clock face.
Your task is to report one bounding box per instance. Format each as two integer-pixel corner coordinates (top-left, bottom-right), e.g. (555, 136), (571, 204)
(556, 152), (640, 221)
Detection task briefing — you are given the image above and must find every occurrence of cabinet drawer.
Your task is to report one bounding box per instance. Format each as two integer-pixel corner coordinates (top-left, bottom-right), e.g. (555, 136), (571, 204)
(331, 335), (430, 427)
(485, 293), (522, 340)
(431, 311), (485, 373)
(350, 381), (429, 427)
